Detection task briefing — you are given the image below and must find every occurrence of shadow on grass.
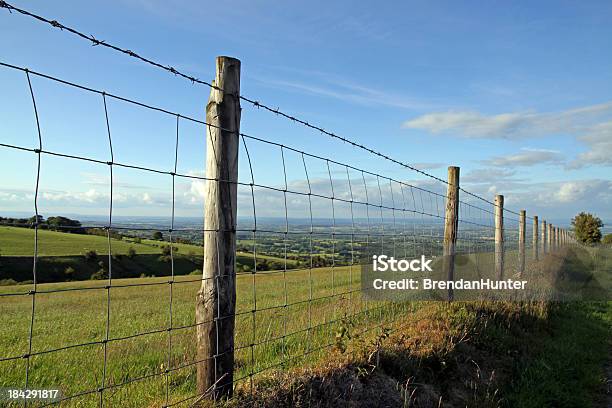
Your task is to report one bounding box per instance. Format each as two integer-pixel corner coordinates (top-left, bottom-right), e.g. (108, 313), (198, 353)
(223, 301), (555, 407)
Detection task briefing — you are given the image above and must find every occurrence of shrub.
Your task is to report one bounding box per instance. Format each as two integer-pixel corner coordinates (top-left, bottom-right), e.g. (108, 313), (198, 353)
(571, 212), (603, 244)
(84, 250), (98, 261)
(0, 279), (17, 286)
(190, 269), (203, 275)
(133, 237), (142, 244)
(161, 245), (179, 256)
(152, 231), (163, 241)
(602, 234), (612, 245)
(64, 267), (75, 278)
(90, 269), (106, 280)
(127, 247), (137, 259)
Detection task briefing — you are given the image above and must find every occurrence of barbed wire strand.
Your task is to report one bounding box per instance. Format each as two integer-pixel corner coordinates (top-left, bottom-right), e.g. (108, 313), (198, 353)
(0, 0), (522, 213)
(0, 57), (558, 407)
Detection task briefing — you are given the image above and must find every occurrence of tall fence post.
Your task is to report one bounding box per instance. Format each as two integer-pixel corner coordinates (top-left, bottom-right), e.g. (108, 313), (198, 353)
(533, 215), (539, 261)
(548, 224), (553, 252)
(443, 166), (459, 301)
(196, 56), (241, 400)
(519, 210), (526, 275)
(541, 219), (547, 255)
(495, 195), (504, 279)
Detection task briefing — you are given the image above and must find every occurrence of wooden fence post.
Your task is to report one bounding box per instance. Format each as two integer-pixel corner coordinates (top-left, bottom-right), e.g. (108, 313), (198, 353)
(533, 215), (539, 261)
(196, 56), (241, 400)
(548, 224), (553, 252)
(495, 195), (504, 279)
(519, 210), (526, 275)
(443, 166), (459, 301)
(541, 219), (547, 255)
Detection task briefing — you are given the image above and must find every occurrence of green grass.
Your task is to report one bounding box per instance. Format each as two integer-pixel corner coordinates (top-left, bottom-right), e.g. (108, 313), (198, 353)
(506, 302), (611, 408)
(0, 226), (165, 256)
(0, 226), (298, 283)
(0, 226), (295, 263)
(0, 263), (399, 407)
(1, 227), (610, 407)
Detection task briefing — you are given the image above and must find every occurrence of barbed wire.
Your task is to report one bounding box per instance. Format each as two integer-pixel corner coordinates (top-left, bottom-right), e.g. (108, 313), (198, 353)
(0, 0), (539, 219)
(0, 1), (492, 199)
(0, 6), (571, 404)
(0, 60), (465, 407)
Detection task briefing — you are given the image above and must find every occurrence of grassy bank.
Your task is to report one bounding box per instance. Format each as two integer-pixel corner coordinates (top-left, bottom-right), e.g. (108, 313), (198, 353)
(228, 301), (610, 408)
(0, 226), (297, 282)
(1, 264), (391, 407)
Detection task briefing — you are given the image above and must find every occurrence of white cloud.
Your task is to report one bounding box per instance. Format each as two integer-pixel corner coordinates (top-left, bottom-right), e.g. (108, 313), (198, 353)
(482, 148), (564, 168)
(458, 178), (612, 220)
(411, 162), (445, 170)
(462, 168), (518, 183)
(42, 189), (105, 204)
(568, 120), (612, 168)
(252, 68), (436, 110)
(402, 102), (612, 140)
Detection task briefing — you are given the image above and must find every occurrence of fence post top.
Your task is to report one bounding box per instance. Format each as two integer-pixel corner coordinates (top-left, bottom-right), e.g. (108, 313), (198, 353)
(216, 55), (241, 63)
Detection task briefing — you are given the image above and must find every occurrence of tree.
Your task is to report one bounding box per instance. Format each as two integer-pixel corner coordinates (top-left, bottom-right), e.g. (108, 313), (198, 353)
(47, 216), (83, 233)
(152, 231), (163, 241)
(571, 212), (603, 244)
(28, 215), (44, 225)
(84, 250), (98, 261)
(602, 234), (612, 245)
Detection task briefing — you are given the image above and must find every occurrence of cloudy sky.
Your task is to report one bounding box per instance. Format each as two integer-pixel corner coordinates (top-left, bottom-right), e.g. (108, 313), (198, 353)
(0, 0), (610, 227)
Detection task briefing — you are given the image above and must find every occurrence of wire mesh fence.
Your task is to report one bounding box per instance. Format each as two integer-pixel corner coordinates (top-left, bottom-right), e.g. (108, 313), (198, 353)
(0, 2), (576, 407)
(0, 61), (444, 407)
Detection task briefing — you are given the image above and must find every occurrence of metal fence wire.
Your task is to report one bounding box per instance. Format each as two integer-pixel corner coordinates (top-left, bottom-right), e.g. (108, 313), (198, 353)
(0, 3), (573, 407)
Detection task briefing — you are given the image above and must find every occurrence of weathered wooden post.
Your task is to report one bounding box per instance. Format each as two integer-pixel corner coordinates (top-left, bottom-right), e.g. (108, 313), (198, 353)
(533, 215), (539, 261)
(519, 210), (526, 275)
(551, 226), (554, 251)
(495, 195), (504, 279)
(541, 219), (547, 255)
(196, 56), (241, 400)
(548, 224), (553, 252)
(443, 166), (459, 301)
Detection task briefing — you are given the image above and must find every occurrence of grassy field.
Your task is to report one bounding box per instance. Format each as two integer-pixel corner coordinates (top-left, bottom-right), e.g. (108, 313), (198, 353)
(0, 226), (297, 262)
(0, 226), (298, 283)
(0, 263), (402, 407)
(0, 226), (165, 256)
(1, 226), (610, 407)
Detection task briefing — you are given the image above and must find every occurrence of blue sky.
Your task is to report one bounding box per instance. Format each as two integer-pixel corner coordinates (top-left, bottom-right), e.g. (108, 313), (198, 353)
(0, 0), (611, 226)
